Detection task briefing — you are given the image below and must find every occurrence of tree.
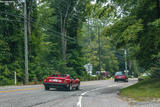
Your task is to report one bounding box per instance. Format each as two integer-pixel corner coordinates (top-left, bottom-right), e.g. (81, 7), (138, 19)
(0, 2), (24, 84)
(102, 0), (160, 77)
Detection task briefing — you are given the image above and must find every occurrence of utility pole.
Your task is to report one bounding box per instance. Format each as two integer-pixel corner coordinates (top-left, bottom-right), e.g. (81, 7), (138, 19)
(14, 72), (17, 85)
(98, 26), (101, 73)
(24, 0), (28, 84)
(124, 49), (128, 76)
(88, 18), (91, 44)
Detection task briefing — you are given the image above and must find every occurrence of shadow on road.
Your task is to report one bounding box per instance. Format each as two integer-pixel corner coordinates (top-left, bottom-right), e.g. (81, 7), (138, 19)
(45, 88), (81, 92)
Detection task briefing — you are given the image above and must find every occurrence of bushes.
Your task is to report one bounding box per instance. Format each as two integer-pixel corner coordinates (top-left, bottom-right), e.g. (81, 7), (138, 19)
(150, 67), (160, 79)
(0, 76), (14, 86)
(79, 74), (99, 81)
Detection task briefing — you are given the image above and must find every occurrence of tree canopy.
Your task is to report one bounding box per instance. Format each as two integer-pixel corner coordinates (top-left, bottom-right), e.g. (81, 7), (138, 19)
(1, 0), (159, 85)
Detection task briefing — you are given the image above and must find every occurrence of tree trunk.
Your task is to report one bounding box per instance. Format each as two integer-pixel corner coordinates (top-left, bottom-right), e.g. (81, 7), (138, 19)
(61, 0), (71, 63)
(61, 23), (67, 62)
(61, 28), (67, 62)
(128, 60), (132, 74)
(61, 13), (66, 62)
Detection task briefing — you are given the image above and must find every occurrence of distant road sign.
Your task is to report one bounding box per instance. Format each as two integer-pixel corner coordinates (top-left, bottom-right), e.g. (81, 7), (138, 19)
(84, 63), (92, 72)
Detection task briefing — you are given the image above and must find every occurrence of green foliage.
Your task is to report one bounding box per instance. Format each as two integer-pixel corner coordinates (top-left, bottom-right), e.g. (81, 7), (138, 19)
(0, 3), (24, 85)
(2, 0), (160, 85)
(104, 16), (143, 48)
(0, 76), (14, 86)
(79, 21), (119, 75)
(149, 66), (160, 79)
(102, 0), (160, 76)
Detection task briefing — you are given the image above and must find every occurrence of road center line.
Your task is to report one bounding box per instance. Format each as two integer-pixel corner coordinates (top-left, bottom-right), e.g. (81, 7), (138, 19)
(77, 85), (114, 107)
(0, 87), (43, 93)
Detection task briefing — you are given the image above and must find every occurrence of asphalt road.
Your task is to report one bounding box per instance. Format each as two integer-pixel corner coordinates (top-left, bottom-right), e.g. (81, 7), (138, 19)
(0, 79), (159, 107)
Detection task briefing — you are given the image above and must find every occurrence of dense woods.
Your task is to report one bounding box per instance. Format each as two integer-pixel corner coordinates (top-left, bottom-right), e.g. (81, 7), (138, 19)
(0, 0), (159, 85)
(102, 0), (160, 77)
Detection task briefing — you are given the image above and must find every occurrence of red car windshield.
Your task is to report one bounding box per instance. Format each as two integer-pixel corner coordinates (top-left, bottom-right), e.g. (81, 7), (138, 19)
(115, 72), (123, 76)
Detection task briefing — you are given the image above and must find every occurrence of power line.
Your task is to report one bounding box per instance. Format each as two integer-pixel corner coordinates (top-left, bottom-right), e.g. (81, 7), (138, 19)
(0, 1), (86, 26)
(53, 5), (85, 23)
(0, 2), (82, 42)
(41, 24), (77, 43)
(0, 14), (77, 43)
(0, 17), (23, 23)
(0, 10), (37, 22)
(0, 17), (77, 43)
(1, 0), (87, 24)
(0, 11), (24, 19)
(47, 30), (76, 43)
(0, 12), (77, 42)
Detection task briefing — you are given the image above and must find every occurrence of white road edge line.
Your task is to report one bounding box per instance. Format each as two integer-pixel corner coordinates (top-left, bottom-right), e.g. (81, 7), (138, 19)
(77, 84), (116, 107)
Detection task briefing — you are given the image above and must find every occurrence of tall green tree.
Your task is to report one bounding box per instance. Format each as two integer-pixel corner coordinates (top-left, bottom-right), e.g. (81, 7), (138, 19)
(0, 2), (24, 84)
(102, 0), (160, 77)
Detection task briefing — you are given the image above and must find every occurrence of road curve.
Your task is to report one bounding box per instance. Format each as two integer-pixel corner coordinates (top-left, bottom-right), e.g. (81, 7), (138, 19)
(0, 79), (159, 107)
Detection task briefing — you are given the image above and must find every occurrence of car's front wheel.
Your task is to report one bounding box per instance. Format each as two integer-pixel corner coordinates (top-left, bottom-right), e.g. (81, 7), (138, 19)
(114, 79), (117, 82)
(125, 79), (128, 82)
(44, 86), (49, 90)
(67, 83), (72, 91)
(76, 82), (80, 90)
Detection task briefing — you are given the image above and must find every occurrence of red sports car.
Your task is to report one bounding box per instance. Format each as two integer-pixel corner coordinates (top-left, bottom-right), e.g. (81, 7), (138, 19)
(114, 72), (128, 82)
(43, 74), (80, 91)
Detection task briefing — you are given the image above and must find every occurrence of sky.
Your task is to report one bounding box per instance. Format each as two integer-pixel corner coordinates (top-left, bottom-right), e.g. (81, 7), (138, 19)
(91, 0), (96, 4)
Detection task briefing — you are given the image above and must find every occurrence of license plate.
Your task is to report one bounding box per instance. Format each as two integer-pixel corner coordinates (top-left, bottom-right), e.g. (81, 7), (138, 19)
(53, 79), (58, 82)
(49, 79), (58, 82)
(49, 79), (62, 82)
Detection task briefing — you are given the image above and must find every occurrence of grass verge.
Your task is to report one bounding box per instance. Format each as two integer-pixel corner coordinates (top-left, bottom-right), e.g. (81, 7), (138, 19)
(120, 78), (160, 101)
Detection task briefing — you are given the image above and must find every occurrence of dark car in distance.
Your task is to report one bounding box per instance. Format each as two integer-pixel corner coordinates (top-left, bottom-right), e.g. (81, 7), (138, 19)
(114, 72), (128, 82)
(43, 74), (80, 91)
